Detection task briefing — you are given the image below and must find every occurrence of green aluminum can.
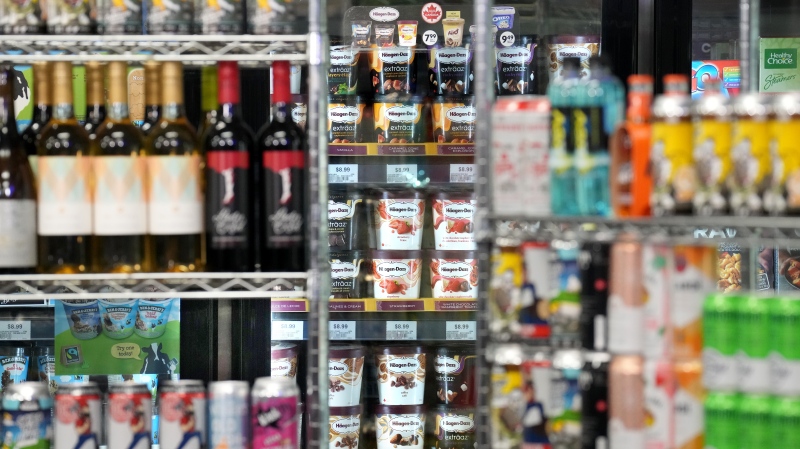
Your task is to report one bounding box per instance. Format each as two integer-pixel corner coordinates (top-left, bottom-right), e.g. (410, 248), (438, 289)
(769, 296), (800, 396)
(702, 293), (739, 391)
(705, 391), (740, 449)
(770, 396), (800, 448)
(738, 394), (772, 449)
(736, 295), (770, 394)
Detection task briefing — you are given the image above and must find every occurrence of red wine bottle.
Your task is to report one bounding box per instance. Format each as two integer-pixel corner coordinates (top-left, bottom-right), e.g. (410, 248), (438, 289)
(204, 62), (255, 272)
(257, 61), (306, 272)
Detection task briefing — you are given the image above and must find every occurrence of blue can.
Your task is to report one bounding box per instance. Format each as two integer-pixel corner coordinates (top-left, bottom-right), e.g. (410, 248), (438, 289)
(2, 382), (53, 448)
(208, 381), (249, 449)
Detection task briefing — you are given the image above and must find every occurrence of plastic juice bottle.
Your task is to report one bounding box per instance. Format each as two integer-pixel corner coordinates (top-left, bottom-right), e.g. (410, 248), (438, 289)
(548, 57), (581, 216)
(650, 74), (694, 216)
(611, 75), (653, 217)
(692, 77), (732, 216)
(575, 56), (624, 216)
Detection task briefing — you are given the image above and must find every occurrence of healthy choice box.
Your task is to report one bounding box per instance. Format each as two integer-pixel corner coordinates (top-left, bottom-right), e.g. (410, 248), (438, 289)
(760, 38), (800, 93)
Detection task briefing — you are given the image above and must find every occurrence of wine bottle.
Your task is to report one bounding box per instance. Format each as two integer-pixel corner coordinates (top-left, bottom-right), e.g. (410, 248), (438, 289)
(257, 61), (306, 272)
(92, 62), (148, 273)
(198, 65), (218, 140)
(204, 62), (255, 272)
(20, 62), (52, 178)
(37, 61), (92, 274)
(0, 67), (37, 274)
(83, 61), (107, 141)
(140, 62), (162, 136)
(146, 62), (204, 272)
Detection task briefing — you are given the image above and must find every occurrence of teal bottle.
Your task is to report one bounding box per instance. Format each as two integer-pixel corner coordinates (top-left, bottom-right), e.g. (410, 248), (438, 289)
(548, 57), (581, 216)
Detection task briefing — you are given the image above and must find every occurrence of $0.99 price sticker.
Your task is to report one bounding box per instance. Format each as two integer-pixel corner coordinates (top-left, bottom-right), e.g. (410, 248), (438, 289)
(272, 321), (304, 340)
(387, 164), (418, 184)
(386, 321), (417, 340)
(0, 321), (30, 340)
(329, 321), (356, 340)
(329, 164), (358, 184)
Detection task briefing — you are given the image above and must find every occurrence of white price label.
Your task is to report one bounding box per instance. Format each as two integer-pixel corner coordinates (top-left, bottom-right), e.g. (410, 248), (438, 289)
(272, 321), (304, 340)
(329, 164), (359, 184)
(386, 321), (417, 340)
(446, 321), (476, 340)
(387, 164), (418, 184)
(450, 164), (475, 183)
(0, 321), (31, 340)
(329, 321), (356, 340)
(423, 30), (438, 46)
(499, 31), (516, 47)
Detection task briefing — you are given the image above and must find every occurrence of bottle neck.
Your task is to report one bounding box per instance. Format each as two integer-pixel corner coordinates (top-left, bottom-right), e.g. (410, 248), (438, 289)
(108, 103), (130, 121)
(271, 102), (290, 123)
(53, 103), (76, 121)
(163, 103), (186, 121)
(0, 98), (19, 138)
(86, 104), (106, 123)
(32, 104), (52, 123)
(219, 102), (241, 121)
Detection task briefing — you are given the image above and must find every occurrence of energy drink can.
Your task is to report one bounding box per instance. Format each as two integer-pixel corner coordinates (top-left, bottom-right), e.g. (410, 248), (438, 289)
(729, 93), (772, 216)
(704, 392), (738, 449)
(106, 382), (152, 449)
(549, 349), (582, 447)
(3, 382), (53, 449)
(702, 293), (738, 392)
(579, 242), (610, 352)
(769, 297), (800, 396)
(673, 358), (703, 449)
(580, 351), (609, 449)
(736, 295), (770, 394)
(490, 344), (525, 449)
(692, 77), (732, 215)
(55, 383), (102, 449)
(609, 355), (644, 449)
(251, 376), (300, 449)
(209, 381), (249, 449)
(608, 239), (643, 354)
(650, 75), (694, 216)
(521, 350), (552, 448)
(159, 380), (207, 449)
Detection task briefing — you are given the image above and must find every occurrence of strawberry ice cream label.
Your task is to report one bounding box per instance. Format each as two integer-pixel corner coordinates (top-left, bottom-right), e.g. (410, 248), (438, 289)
(373, 258), (422, 299)
(55, 393), (101, 449)
(432, 199), (476, 249)
(374, 199), (425, 249)
(430, 259), (478, 298)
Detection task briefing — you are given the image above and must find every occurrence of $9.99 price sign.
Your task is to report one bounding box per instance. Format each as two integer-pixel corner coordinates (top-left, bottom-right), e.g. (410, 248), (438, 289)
(386, 321), (417, 340)
(272, 321), (304, 340)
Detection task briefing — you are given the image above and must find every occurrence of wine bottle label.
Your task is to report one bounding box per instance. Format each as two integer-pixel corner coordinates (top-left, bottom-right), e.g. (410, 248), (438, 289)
(207, 151), (250, 249)
(147, 155), (203, 235)
(0, 200), (36, 268)
(37, 156), (92, 236)
(93, 156), (147, 236)
(263, 151), (304, 247)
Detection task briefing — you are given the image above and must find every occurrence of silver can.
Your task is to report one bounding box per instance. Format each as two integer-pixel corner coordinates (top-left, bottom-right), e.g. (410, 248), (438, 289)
(209, 381), (249, 449)
(3, 382), (53, 448)
(158, 379), (207, 449)
(55, 382), (102, 449)
(106, 382), (152, 449)
(251, 377), (300, 449)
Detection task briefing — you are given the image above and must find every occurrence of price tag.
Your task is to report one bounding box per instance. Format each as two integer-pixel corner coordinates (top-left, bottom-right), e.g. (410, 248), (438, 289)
(0, 321), (31, 340)
(329, 164), (359, 184)
(422, 30), (438, 46)
(450, 164), (475, 183)
(387, 164), (418, 184)
(271, 321), (304, 340)
(329, 321), (356, 340)
(499, 31), (516, 47)
(386, 321), (417, 340)
(446, 321), (476, 340)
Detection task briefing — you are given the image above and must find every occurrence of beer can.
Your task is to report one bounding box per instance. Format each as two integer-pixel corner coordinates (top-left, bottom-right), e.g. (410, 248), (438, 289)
(643, 358), (673, 449)
(704, 392), (739, 449)
(770, 396), (800, 448)
(580, 351), (609, 449)
(579, 242), (610, 352)
(521, 350), (552, 447)
(702, 293), (738, 391)
(520, 242), (553, 340)
(671, 245), (716, 359)
(770, 297), (800, 396)
(159, 380), (206, 449)
(490, 246), (524, 337)
(730, 93), (772, 216)
(673, 358), (703, 449)
(609, 355), (645, 449)
(209, 381), (249, 449)
(55, 383), (102, 449)
(251, 376), (300, 449)
(643, 244), (672, 359)
(106, 382), (152, 449)
(692, 77), (732, 216)
(549, 241), (581, 344)
(549, 349), (582, 447)
(2, 382), (53, 449)
(737, 394), (771, 449)
(490, 344), (524, 449)
(608, 239), (644, 354)
(736, 295), (770, 394)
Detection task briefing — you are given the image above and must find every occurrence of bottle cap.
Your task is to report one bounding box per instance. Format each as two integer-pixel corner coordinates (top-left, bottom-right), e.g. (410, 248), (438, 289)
(32, 62), (51, 106)
(144, 61), (162, 106)
(217, 61), (240, 105)
(162, 62), (184, 105)
(663, 74), (689, 95)
(52, 61), (74, 106)
(107, 62), (128, 104)
(272, 61), (292, 104)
